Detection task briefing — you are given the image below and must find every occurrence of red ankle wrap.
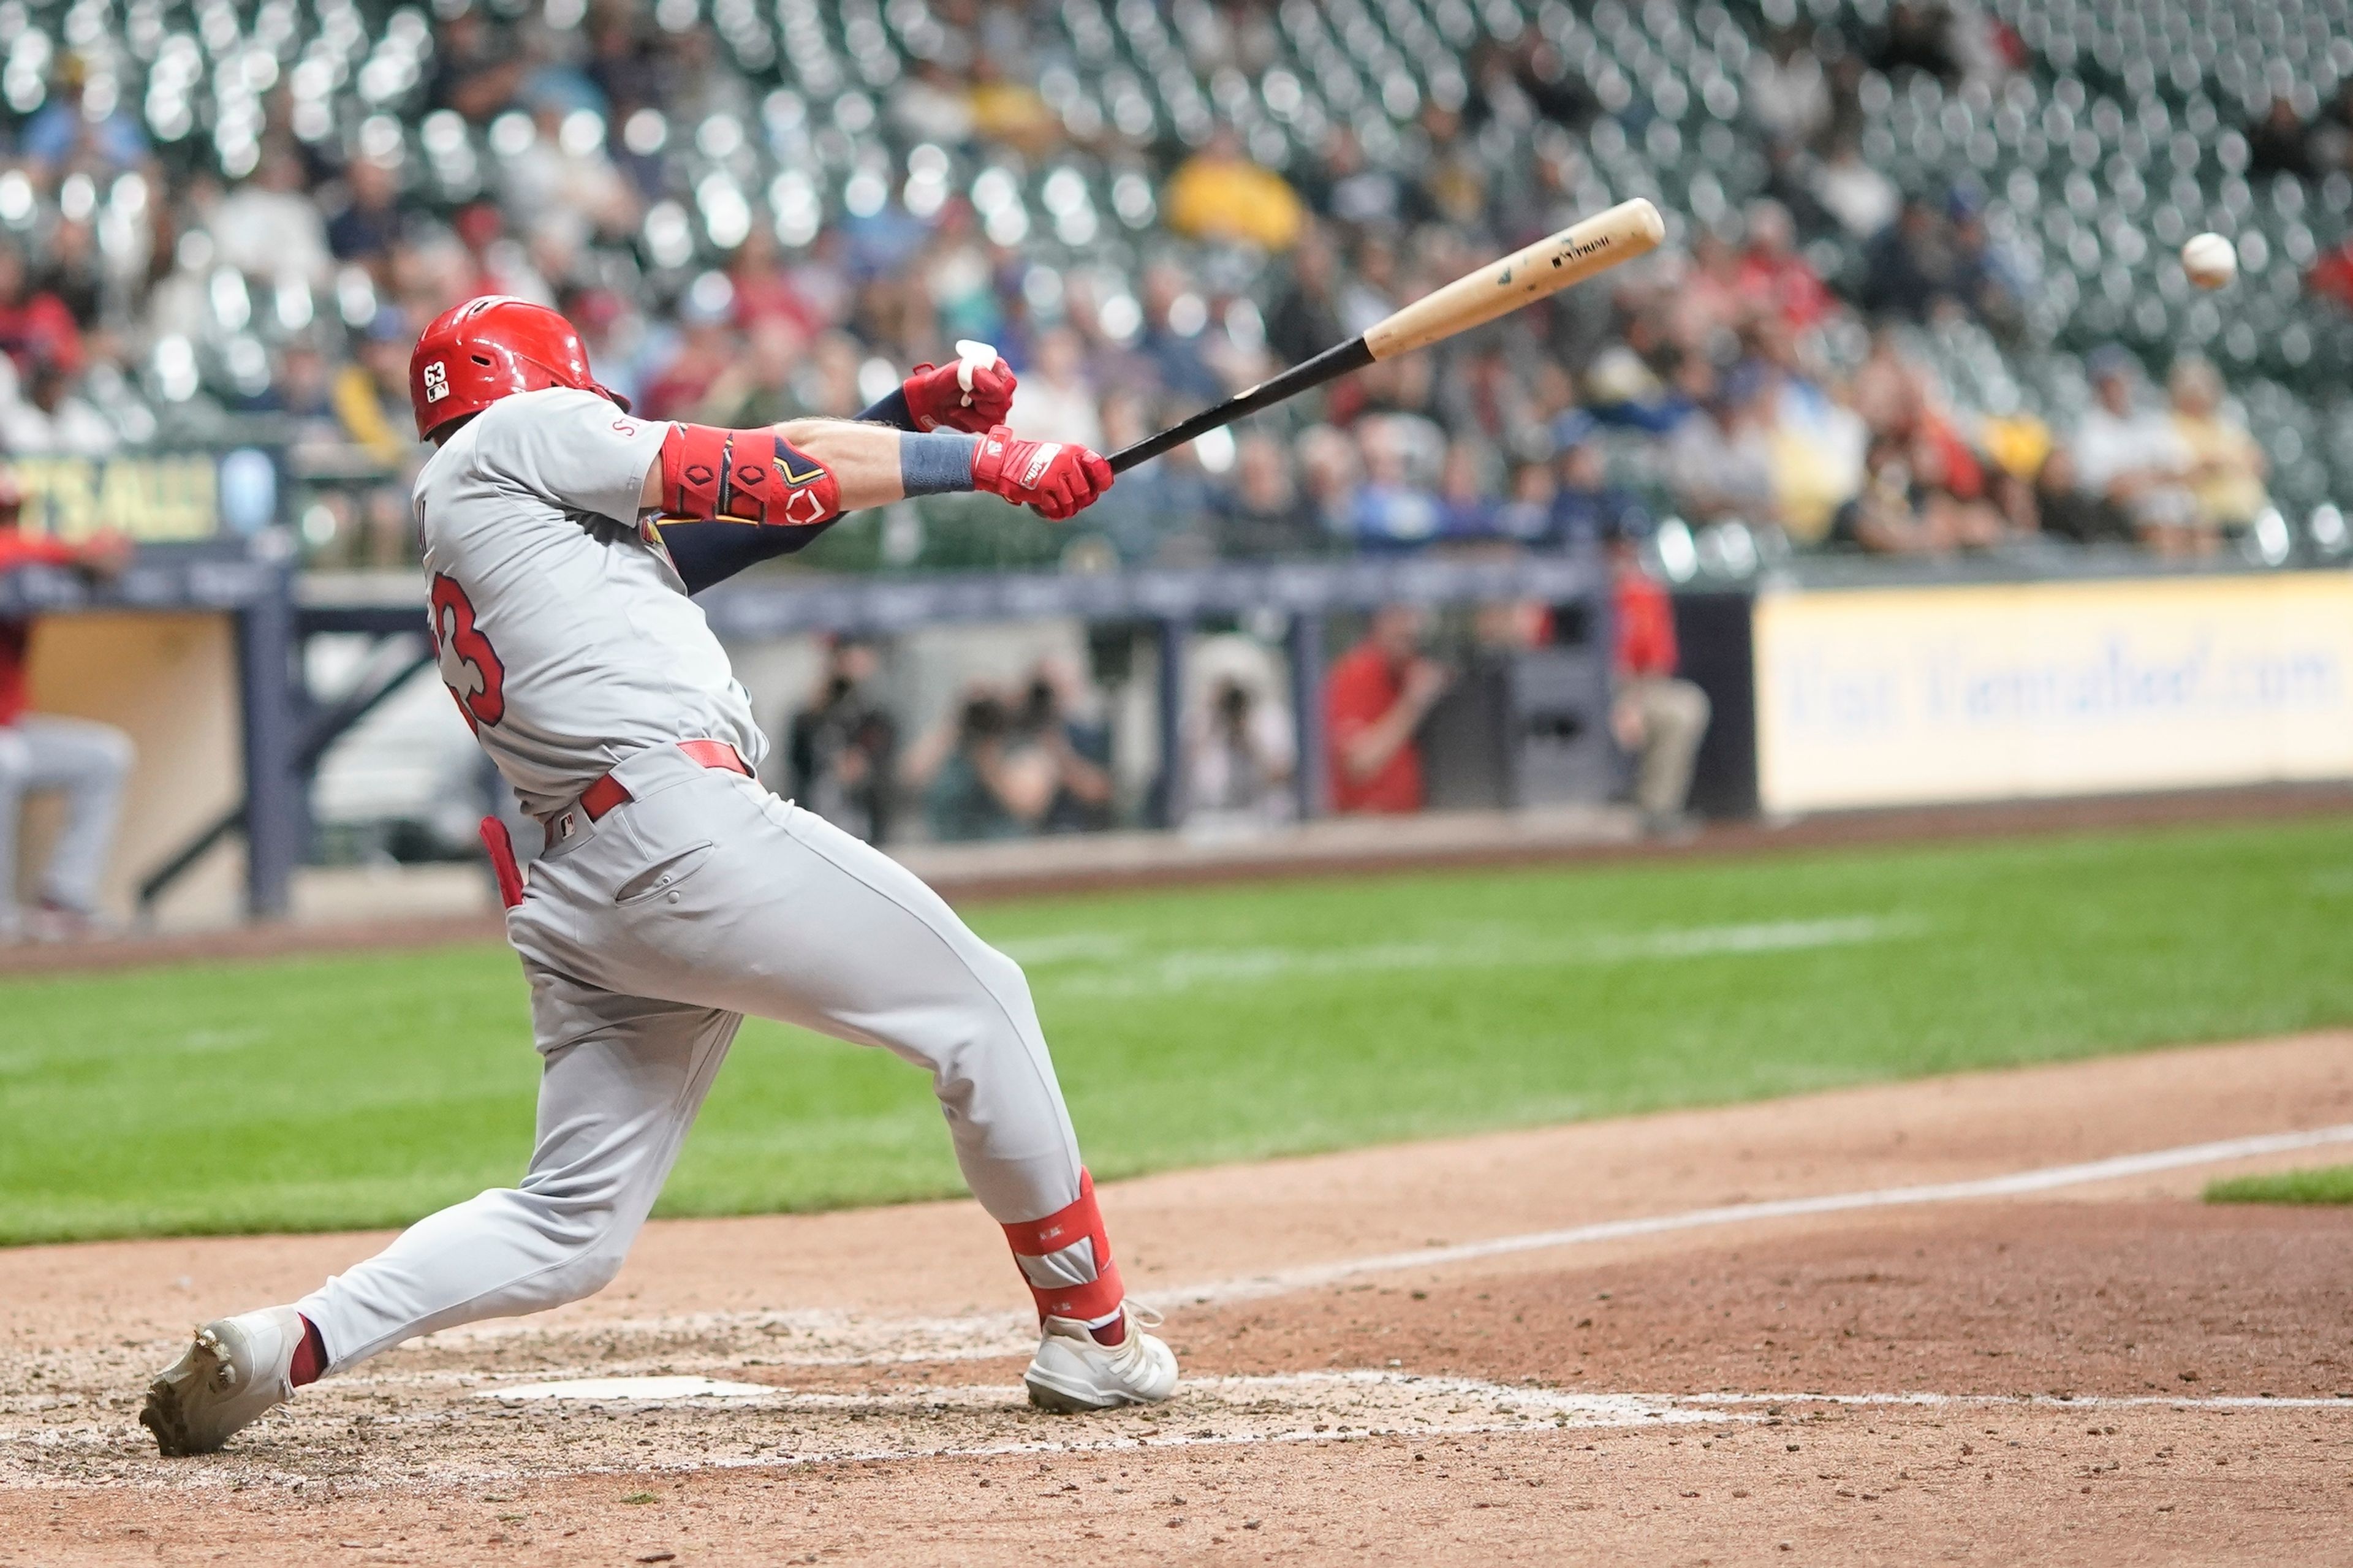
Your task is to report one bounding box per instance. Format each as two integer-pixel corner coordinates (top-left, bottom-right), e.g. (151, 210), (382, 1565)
(1001, 1169), (1126, 1325)
(289, 1315), (327, 1387)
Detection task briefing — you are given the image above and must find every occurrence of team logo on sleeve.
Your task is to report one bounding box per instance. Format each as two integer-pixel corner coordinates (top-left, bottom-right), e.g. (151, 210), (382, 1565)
(422, 361), (450, 403)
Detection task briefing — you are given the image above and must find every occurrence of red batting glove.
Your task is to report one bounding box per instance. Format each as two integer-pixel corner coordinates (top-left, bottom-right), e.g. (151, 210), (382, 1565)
(972, 426), (1115, 521)
(903, 355), (1017, 433)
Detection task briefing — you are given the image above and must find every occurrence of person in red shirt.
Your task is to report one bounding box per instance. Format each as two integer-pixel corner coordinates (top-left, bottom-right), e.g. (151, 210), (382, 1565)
(1324, 604), (1450, 814)
(1610, 535), (1711, 835)
(0, 469), (134, 941)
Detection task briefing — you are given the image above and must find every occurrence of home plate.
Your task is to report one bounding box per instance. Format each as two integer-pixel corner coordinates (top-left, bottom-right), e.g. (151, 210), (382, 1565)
(479, 1375), (775, 1403)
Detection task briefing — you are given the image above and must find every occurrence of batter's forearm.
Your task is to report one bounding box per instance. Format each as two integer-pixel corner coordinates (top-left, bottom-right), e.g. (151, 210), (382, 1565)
(776, 419), (909, 510)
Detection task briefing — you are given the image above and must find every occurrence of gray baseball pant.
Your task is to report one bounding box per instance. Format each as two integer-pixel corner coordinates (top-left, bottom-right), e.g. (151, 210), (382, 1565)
(0, 715), (134, 924)
(300, 743), (1087, 1370)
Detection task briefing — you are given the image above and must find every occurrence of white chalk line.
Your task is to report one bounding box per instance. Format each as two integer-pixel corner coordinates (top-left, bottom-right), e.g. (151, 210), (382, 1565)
(414, 1119), (2353, 1370)
(1144, 1119), (2353, 1312)
(9, 1373), (2345, 1493)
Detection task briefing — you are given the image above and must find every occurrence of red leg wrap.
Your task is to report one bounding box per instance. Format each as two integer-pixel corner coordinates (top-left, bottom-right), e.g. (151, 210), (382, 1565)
(290, 1315), (327, 1387)
(1001, 1169), (1126, 1325)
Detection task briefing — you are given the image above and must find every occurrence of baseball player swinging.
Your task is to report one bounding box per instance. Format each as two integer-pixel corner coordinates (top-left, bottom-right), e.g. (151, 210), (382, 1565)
(138, 296), (1175, 1456)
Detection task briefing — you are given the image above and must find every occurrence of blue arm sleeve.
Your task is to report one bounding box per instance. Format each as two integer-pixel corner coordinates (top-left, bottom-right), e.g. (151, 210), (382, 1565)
(855, 387), (915, 431)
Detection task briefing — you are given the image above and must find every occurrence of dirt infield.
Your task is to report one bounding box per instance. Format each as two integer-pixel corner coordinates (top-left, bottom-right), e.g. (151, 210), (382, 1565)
(6, 1033), (2352, 1565)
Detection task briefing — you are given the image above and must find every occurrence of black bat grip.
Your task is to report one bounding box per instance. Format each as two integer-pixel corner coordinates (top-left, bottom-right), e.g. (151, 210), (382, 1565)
(1106, 336), (1376, 474)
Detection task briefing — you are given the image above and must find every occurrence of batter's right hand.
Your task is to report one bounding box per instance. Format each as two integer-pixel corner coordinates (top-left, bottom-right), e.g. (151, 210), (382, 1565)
(972, 426), (1115, 521)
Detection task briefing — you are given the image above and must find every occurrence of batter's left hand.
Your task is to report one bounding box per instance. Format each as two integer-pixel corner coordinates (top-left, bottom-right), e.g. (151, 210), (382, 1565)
(972, 426), (1115, 521)
(903, 350), (1016, 434)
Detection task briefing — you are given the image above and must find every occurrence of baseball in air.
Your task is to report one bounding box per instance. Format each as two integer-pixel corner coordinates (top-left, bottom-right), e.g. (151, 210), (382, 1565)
(2182, 232), (2238, 289)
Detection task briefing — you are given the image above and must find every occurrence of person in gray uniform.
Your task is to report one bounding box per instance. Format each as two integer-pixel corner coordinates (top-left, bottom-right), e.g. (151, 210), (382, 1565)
(140, 297), (1174, 1457)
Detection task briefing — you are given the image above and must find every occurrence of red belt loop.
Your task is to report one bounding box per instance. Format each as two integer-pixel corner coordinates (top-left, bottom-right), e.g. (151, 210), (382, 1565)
(570, 740), (751, 827)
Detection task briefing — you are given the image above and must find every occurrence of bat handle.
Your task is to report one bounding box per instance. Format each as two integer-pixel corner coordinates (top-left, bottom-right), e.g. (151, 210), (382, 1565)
(1106, 336), (1376, 475)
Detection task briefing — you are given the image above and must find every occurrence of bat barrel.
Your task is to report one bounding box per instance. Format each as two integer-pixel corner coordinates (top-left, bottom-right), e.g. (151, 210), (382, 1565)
(1102, 198), (1662, 474)
(1363, 197), (1664, 362)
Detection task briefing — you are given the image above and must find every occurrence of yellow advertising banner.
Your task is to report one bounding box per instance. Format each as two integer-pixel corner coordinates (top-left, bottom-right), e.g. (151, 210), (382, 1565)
(1754, 574), (2353, 812)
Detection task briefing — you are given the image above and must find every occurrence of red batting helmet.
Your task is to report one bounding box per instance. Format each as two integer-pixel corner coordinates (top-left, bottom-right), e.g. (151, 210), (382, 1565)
(408, 295), (629, 439)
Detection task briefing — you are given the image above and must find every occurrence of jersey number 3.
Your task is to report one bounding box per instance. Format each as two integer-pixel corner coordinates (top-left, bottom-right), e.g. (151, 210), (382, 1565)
(428, 572), (506, 730)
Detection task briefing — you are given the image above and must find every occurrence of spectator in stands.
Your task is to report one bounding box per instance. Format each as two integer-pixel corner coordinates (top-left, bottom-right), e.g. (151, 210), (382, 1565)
(2033, 444), (2131, 544)
(1, 355), (116, 456)
(21, 53), (150, 185)
(725, 230), (821, 338)
(1492, 457), (1557, 543)
(1021, 658), (1116, 834)
(211, 142), (334, 287)
(0, 240), (83, 379)
(333, 308), (419, 469)
(891, 56), (978, 146)
(695, 316), (813, 429)
(1860, 195), (1960, 322)
(1944, 188), (2029, 336)
(1214, 433), (1323, 559)
(429, 6), (526, 124)
(1165, 127), (1306, 252)
(1609, 528), (1710, 835)
(2246, 96), (2318, 181)
(783, 636), (898, 845)
(2167, 355), (2271, 536)
(1548, 419), (1651, 547)
(1665, 364), (1782, 526)
(635, 279), (738, 421)
(1735, 200), (1833, 330)
(1264, 225), (1347, 367)
(1307, 124), (1412, 230)
(1137, 263), (1226, 403)
(2074, 348), (2204, 556)
(1324, 604), (1450, 815)
(0, 471), (134, 942)
(1344, 431), (1444, 547)
(1181, 654), (1297, 830)
(1434, 440), (1499, 539)
(1007, 327), (1102, 452)
(327, 154), (406, 267)
(1870, 1), (1961, 81)
(1811, 137), (1901, 240)
(966, 51), (1059, 156)
(1338, 233), (1403, 339)
(1747, 25), (1833, 148)
(33, 219), (103, 335)
(1830, 425), (2008, 554)
(904, 681), (1054, 842)
(502, 92), (642, 246)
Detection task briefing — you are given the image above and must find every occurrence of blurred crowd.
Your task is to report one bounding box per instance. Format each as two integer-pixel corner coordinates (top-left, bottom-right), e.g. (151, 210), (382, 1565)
(0, 0), (2283, 570)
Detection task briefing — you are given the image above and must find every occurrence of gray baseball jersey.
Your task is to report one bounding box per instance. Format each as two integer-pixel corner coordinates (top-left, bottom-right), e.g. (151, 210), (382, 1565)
(413, 387), (765, 817)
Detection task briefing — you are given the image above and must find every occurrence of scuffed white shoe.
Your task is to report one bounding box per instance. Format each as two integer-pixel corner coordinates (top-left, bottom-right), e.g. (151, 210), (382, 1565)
(140, 1306), (305, 1456)
(1024, 1301), (1178, 1412)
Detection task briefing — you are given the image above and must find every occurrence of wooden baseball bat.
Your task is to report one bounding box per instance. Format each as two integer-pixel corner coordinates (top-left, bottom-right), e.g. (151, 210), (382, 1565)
(1107, 197), (1665, 475)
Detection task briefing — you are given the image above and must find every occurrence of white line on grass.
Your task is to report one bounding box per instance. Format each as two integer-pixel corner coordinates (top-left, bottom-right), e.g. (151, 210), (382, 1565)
(1037, 915), (1923, 998)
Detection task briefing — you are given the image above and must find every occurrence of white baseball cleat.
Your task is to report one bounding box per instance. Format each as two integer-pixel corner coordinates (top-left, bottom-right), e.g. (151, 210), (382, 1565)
(139, 1306), (306, 1456)
(1023, 1301), (1179, 1412)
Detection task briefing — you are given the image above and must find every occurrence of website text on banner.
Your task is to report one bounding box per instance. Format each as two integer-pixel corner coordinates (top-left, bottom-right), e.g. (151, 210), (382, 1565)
(1754, 575), (2353, 814)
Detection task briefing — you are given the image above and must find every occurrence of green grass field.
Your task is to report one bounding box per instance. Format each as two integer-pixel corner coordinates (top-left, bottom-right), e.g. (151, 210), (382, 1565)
(2205, 1165), (2353, 1204)
(6, 816), (2353, 1246)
